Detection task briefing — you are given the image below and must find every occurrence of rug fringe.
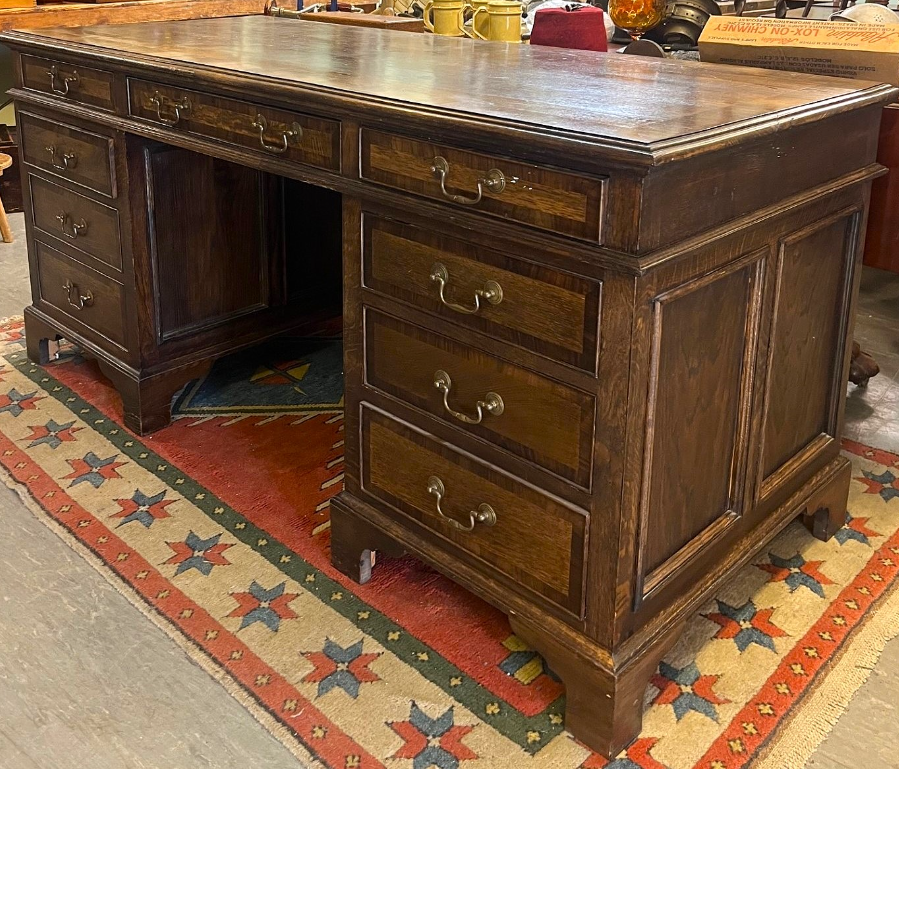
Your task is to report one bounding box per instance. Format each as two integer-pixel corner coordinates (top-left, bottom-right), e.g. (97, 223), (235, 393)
(752, 576), (899, 768)
(0, 465), (320, 769)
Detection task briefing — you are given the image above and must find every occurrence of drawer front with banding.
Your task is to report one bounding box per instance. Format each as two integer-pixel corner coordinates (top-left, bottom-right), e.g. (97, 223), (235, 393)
(19, 112), (116, 198)
(129, 79), (340, 172)
(362, 214), (601, 372)
(364, 310), (596, 488)
(361, 405), (588, 618)
(361, 129), (606, 242)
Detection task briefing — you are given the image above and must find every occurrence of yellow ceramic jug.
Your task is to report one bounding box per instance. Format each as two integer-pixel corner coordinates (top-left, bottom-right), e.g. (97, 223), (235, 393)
(423, 0), (474, 36)
(469, 0), (522, 42)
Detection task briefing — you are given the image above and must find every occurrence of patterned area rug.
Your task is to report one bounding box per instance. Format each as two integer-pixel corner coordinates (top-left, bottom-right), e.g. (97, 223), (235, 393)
(2, 315), (899, 768)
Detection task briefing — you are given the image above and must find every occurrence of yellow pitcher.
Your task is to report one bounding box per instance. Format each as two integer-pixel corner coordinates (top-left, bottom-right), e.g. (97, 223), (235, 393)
(469, 0), (523, 42)
(423, 0), (474, 36)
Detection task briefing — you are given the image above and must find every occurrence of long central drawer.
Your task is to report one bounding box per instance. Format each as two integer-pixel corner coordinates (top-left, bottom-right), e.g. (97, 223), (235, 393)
(128, 79), (341, 172)
(364, 309), (596, 489)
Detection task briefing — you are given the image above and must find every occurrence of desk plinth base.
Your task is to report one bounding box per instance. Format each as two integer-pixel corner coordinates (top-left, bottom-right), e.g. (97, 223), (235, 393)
(330, 457), (851, 761)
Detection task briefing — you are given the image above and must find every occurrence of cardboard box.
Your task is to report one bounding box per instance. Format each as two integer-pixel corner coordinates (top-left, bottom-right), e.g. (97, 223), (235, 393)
(699, 16), (899, 86)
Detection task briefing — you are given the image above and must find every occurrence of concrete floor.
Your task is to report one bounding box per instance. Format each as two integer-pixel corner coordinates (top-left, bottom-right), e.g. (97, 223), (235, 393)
(0, 210), (897, 767)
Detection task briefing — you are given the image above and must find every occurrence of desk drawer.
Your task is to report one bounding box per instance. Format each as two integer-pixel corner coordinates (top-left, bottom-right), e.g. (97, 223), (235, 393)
(361, 130), (606, 242)
(128, 79), (340, 172)
(21, 55), (117, 112)
(365, 310), (595, 488)
(19, 112), (116, 198)
(362, 214), (601, 372)
(34, 242), (126, 348)
(362, 406), (587, 618)
(30, 175), (122, 271)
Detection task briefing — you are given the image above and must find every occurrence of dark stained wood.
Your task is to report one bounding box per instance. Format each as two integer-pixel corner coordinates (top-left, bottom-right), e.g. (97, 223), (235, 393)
(365, 310), (596, 488)
(129, 79), (340, 173)
(29, 173), (122, 269)
(361, 130), (606, 243)
(142, 144), (279, 340)
(362, 213), (602, 373)
(864, 105), (899, 273)
(760, 212), (856, 487)
(33, 240), (126, 347)
(1, 16), (893, 760)
(641, 258), (762, 580)
(21, 54), (116, 111)
(361, 406), (588, 619)
(18, 111), (116, 198)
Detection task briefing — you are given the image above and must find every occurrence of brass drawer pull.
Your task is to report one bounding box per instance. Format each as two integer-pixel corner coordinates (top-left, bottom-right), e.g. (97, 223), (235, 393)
(433, 369), (504, 425)
(45, 145), (78, 172)
(64, 279), (93, 311)
(427, 476), (496, 531)
(252, 114), (302, 154)
(47, 65), (78, 97)
(150, 92), (191, 126)
(429, 263), (503, 315)
(56, 212), (88, 240)
(430, 156), (506, 206)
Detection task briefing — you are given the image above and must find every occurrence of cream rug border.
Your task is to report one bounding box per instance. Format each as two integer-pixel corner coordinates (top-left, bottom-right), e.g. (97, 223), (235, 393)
(0, 463), (320, 769)
(752, 575), (899, 768)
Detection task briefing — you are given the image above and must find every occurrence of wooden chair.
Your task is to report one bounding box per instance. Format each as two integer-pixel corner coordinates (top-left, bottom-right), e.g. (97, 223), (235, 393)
(0, 152), (13, 243)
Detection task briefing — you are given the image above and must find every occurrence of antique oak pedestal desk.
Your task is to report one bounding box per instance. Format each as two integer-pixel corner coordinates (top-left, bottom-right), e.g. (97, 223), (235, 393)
(1, 17), (895, 757)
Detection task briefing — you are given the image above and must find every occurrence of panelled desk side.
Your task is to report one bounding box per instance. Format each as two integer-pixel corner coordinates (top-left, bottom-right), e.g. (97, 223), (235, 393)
(1, 18), (895, 758)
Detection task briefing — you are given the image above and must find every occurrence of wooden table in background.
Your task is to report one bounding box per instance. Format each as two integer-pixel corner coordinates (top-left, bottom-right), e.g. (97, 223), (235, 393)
(0, 0), (264, 31)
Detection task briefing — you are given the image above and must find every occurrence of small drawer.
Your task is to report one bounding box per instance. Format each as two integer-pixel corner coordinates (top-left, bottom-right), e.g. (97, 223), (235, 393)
(364, 310), (595, 488)
(361, 129), (606, 242)
(21, 55), (117, 112)
(361, 406), (588, 618)
(34, 242), (126, 348)
(128, 79), (340, 172)
(362, 214), (601, 372)
(30, 175), (122, 271)
(19, 112), (116, 198)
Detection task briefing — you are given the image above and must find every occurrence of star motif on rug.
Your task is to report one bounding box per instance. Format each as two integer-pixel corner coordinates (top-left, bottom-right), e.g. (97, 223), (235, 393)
(24, 419), (82, 449)
(704, 599), (787, 653)
(835, 512), (879, 546)
(65, 451), (126, 488)
(301, 637), (381, 698)
(165, 531), (234, 576)
(856, 468), (899, 502)
(250, 359), (311, 394)
(756, 552), (835, 598)
(112, 488), (176, 528)
(498, 634), (549, 685)
(388, 702), (477, 769)
(0, 387), (41, 417)
(604, 737), (666, 769)
(229, 580), (298, 632)
(650, 661), (729, 722)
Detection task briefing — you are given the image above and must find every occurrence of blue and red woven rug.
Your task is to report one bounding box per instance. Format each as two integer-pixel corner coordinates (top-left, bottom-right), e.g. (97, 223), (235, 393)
(2, 314), (899, 768)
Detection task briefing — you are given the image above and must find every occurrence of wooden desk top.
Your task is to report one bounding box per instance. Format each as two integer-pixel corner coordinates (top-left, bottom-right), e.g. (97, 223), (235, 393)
(2, 16), (895, 162)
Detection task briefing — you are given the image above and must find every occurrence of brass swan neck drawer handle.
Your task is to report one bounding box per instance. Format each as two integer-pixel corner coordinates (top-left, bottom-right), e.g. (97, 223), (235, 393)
(56, 212), (88, 240)
(252, 115), (303, 154)
(47, 65), (78, 97)
(64, 279), (93, 311)
(45, 145), (78, 172)
(430, 263), (503, 315)
(433, 369), (504, 425)
(427, 476), (496, 532)
(149, 92), (191, 126)
(430, 156), (506, 206)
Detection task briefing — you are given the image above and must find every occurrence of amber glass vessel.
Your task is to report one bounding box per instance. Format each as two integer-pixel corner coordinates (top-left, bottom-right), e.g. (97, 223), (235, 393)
(607, 0), (667, 38)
